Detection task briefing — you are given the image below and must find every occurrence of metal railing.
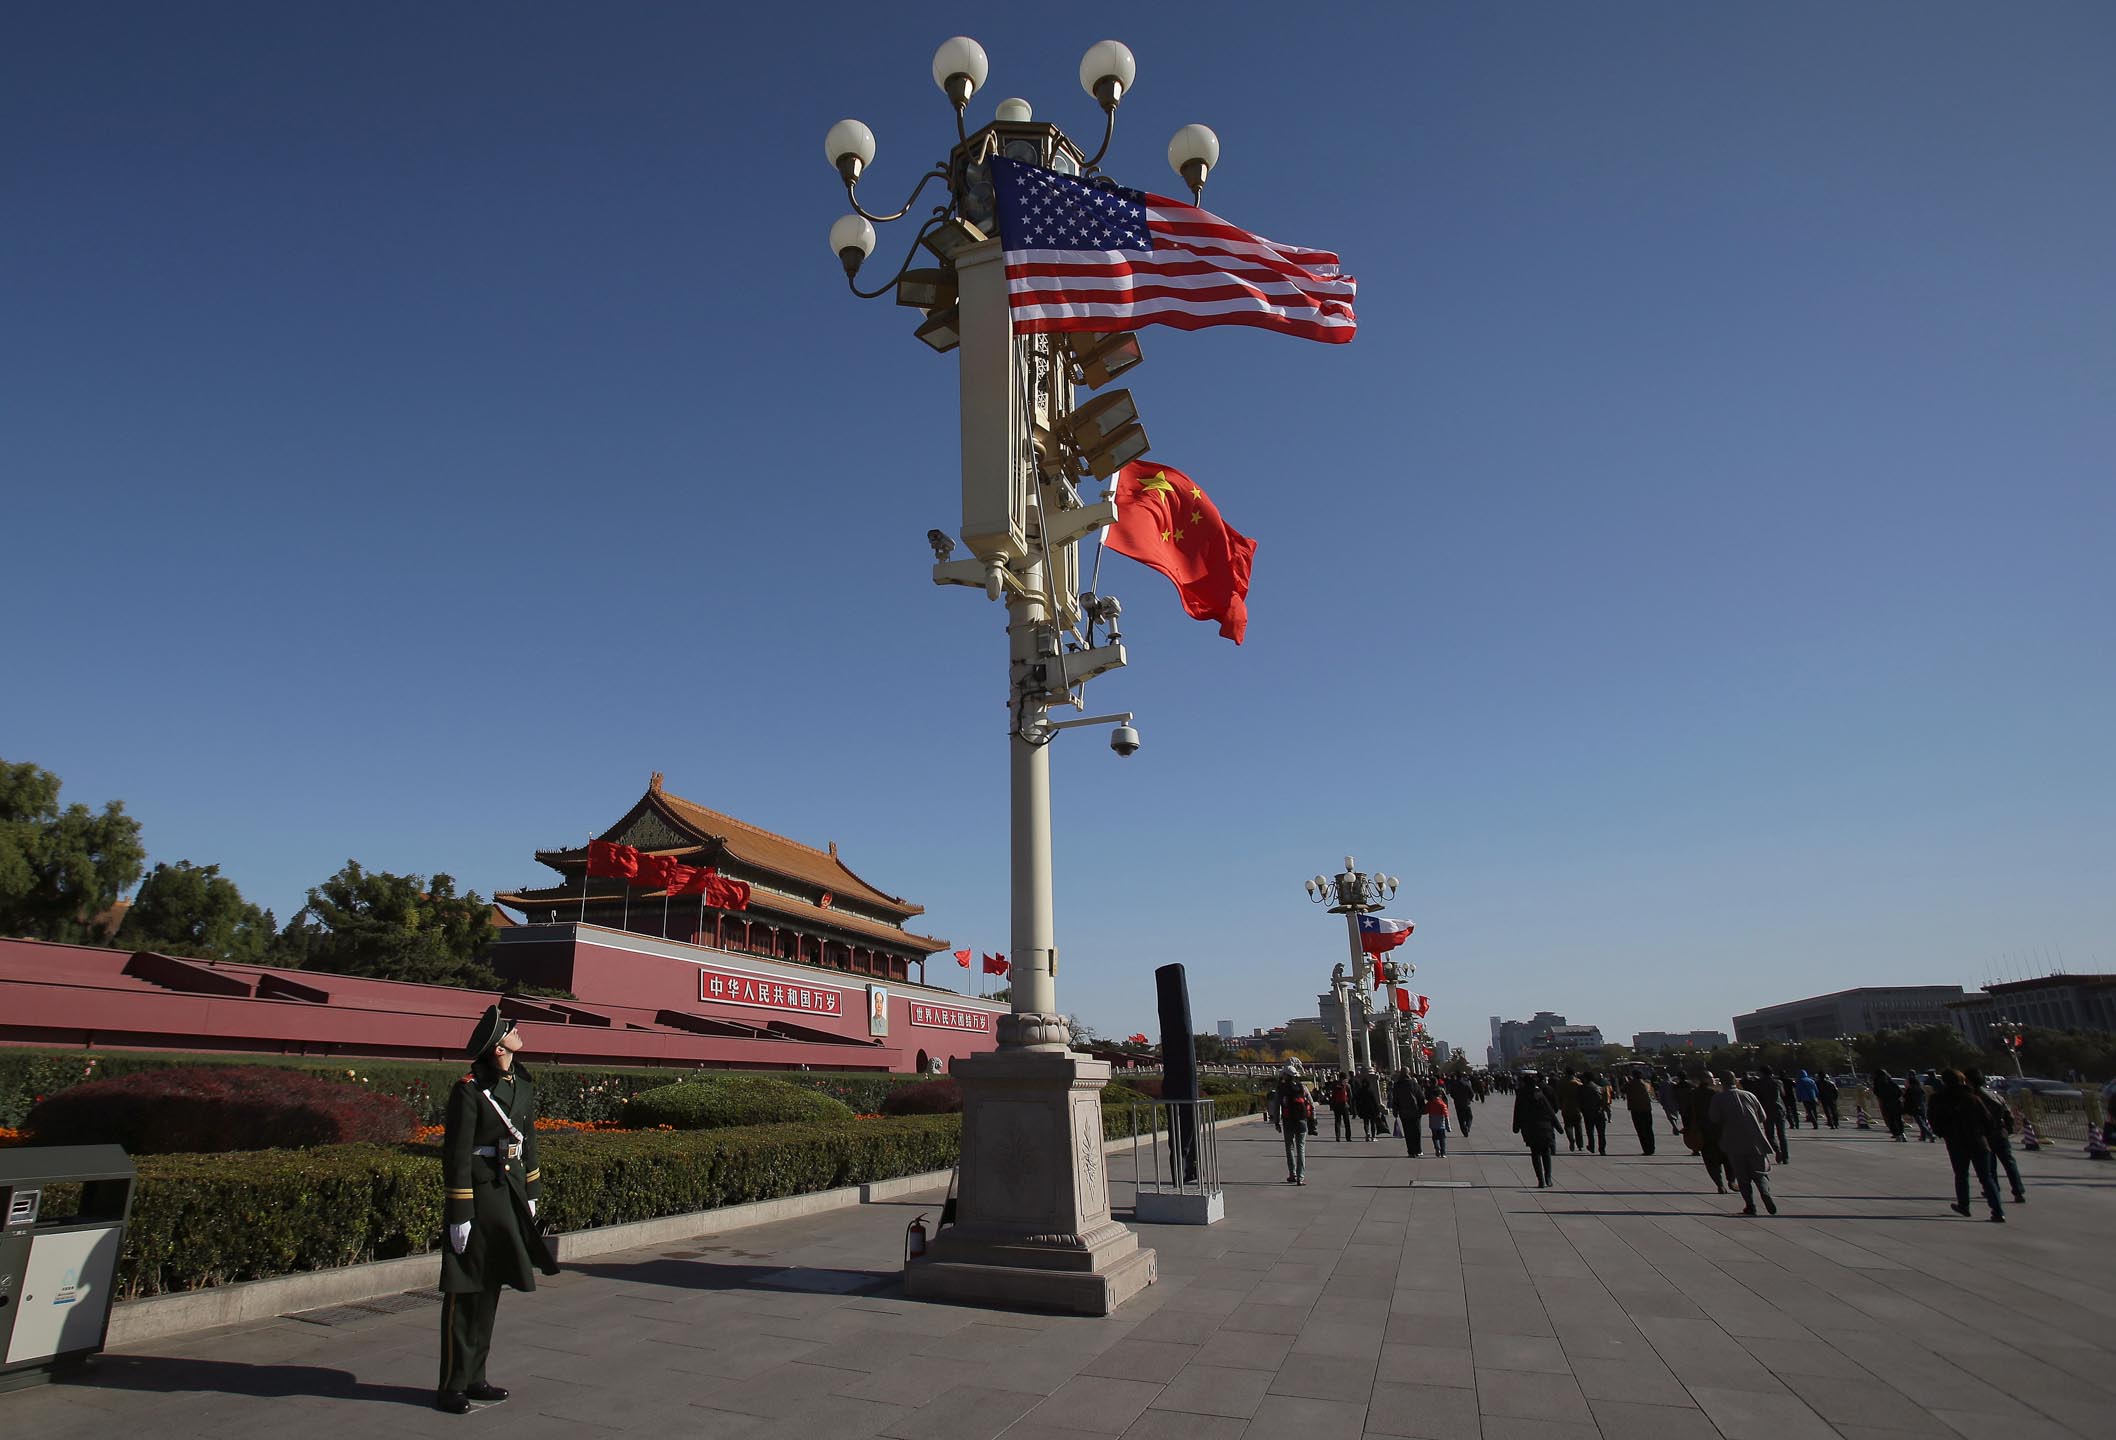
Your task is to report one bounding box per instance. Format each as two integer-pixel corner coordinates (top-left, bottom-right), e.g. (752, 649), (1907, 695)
(1128, 1097), (1220, 1205)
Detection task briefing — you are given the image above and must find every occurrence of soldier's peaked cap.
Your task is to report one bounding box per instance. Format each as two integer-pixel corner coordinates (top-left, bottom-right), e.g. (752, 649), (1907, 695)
(465, 1004), (513, 1060)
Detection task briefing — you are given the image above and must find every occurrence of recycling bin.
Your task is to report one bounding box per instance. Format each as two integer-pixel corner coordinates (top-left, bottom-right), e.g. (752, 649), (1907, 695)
(0, 1145), (135, 1391)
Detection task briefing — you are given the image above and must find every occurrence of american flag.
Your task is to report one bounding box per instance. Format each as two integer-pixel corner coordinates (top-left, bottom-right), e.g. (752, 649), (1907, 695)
(988, 156), (1355, 344)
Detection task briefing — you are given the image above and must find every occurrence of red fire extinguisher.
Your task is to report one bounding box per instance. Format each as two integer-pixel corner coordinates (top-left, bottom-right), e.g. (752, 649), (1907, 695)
(904, 1213), (929, 1264)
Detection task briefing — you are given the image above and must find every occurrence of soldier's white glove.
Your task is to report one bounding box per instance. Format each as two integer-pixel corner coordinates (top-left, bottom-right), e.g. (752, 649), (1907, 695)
(448, 1222), (471, 1254)
(527, 1200), (536, 1219)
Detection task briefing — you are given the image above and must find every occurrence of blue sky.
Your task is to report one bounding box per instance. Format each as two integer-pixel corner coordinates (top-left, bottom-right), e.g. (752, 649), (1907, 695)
(6, 4), (2111, 1054)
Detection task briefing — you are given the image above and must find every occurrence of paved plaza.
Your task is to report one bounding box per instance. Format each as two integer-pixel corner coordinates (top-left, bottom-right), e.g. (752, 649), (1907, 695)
(10, 1115), (2113, 1440)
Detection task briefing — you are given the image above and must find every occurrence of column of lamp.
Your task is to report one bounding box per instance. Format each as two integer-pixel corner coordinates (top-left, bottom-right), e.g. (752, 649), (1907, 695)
(1305, 858), (1399, 1075)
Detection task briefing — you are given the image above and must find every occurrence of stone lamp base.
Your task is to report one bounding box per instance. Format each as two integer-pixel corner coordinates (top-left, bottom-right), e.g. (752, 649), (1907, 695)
(904, 1038), (1156, 1315)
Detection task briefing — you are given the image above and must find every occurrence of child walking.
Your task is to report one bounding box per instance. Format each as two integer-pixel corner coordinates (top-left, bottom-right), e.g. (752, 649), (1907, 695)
(1426, 1090), (1451, 1157)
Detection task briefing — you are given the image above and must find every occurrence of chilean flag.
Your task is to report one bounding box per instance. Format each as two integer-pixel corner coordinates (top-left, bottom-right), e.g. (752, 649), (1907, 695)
(1357, 915), (1414, 955)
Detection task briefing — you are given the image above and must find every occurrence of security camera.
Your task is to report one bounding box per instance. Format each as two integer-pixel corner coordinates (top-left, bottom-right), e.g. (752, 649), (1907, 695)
(1110, 723), (1141, 757)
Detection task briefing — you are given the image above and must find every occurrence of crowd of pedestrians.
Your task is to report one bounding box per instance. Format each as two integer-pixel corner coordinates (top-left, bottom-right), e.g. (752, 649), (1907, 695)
(1262, 1053), (2043, 1224)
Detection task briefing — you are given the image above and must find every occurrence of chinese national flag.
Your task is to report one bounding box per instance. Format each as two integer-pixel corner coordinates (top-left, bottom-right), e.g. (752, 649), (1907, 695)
(1106, 462), (1257, 644)
(953, 949), (973, 968)
(704, 875), (751, 910)
(1417, 995), (1430, 1016)
(983, 953), (1010, 976)
(1394, 987), (1411, 1013)
(586, 840), (638, 880)
(1372, 957), (1387, 989)
(671, 865), (715, 896)
(633, 853), (679, 891)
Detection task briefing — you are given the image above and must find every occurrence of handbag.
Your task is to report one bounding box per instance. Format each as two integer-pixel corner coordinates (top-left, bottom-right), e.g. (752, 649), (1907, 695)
(1391, 1117), (1403, 1139)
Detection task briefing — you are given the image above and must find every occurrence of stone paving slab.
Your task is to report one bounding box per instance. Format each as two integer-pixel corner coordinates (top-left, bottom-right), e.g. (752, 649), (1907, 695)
(5, 1111), (2113, 1438)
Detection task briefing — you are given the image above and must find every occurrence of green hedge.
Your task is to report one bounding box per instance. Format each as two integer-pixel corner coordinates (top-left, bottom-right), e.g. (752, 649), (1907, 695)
(0, 1048), (930, 1128)
(110, 1117), (963, 1299)
(622, 1076), (855, 1129)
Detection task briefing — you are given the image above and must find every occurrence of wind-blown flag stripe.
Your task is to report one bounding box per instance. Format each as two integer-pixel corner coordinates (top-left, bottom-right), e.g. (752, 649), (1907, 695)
(989, 157), (1354, 344)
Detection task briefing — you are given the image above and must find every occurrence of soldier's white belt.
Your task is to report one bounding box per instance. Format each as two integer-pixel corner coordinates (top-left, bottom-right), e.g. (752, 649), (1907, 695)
(473, 1143), (523, 1160)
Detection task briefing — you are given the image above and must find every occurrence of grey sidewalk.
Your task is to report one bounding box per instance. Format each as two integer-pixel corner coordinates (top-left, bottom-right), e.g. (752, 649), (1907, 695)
(9, 1112), (2113, 1439)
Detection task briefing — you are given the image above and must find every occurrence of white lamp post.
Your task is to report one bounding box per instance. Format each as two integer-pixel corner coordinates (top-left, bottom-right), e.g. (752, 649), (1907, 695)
(1306, 859), (1405, 1074)
(820, 35), (1216, 1317)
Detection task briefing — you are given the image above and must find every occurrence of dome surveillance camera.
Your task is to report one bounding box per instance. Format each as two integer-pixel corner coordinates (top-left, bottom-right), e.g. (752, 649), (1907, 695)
(1110, 723), (1141, 757)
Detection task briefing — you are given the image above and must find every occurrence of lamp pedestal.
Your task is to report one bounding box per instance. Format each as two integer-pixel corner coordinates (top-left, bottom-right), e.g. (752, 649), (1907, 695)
(905, 1039), (1157, 1315)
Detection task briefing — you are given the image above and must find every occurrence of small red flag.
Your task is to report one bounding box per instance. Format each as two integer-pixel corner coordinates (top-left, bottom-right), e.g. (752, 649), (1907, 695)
(1127, 1033), (1151, 1046)
(1372, 957), (1387, 990)
(1394, 987), (1411, 1013)
(586, 840), (638, 880)
(983, 953), (1010, 976)
(953, 949), (973, 968)
(671, 864), (716, 896)
(1106, 462), (1257, 645)
(1417, 995), (1430, 1016)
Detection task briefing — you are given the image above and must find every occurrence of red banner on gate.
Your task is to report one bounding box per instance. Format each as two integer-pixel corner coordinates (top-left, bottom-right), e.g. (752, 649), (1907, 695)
(697, 965), (844, 1016)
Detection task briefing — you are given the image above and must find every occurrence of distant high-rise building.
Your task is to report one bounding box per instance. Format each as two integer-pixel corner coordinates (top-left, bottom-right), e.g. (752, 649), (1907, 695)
(1216, 1019), (1235, 1042)
(1491, 1011), (1572, 1068)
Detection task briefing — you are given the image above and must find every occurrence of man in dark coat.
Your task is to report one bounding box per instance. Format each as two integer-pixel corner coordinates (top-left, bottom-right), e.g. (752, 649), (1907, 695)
(1578, 1071), (1611, 1155)
(1447, 1072), (1475, 1137)
(1622, 1069), (1656, 1155)
(1512, 1072), (1560, 1187)
(438, 1006), (559, 1414)
(1873, 1070), (1906, 1140)
(1747, 1068), (1790, 1164)
(1390, 1069), (1425, 1157)
(1930, 1069), (2006, 1221)
(1816, 1072), (1841, 1129)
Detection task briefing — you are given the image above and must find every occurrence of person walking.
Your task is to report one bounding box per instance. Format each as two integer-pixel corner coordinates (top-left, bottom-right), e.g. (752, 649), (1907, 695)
(1685, 1071), (1729, 1195)
(1327, 1073), (1354, 1142)
(1448, 1071), (1476, 1138)
(1426, 1089), (1451, 1157)
(1623, 1069), (1657, 1155)
(1709, 1069), (1778, 1215)
(1390, 1068), (1425, 1158)
(1903, 1070), (1936, 1142)
(1816, 1072), (1841, 1129)
(1263, 1081), (1282, 1133)
(1873, 1069), (1907, 1140)
(1930, 1069), (2005, 1221)
(438, 1006), (559, 1414)
(1278, 1064), (1313, 1184)
(1795, 1070), (1821, 1129)
(1657, 1070), (1685, 1137)
(1558, 1068), (1586, 1152)
(1513, 1072), (1560, 1188)
(1965, 1070), (2027, 1204)
(1355, 1068), (1384, 1142)
(1749, 1067), (1791, 1163)
(1580, 1070), (1611, 1155)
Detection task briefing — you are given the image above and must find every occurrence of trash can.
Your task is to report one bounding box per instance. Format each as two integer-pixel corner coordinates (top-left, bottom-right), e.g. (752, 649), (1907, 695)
(0, 1144), (135, 1391)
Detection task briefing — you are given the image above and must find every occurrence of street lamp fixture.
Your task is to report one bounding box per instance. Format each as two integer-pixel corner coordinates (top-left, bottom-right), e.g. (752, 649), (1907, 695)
(1167, 124), (1221, 203)
(821, 32), (1228, 1317)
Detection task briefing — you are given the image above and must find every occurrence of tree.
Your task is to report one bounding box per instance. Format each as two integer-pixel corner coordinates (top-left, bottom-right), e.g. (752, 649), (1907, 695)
(117, 861), (275, 961)
(1067, 1014), (1102, 1048)
(0, 759), (145, 942)
(1193, 1032), (1232, 1065)
(270, 860), (498, 988)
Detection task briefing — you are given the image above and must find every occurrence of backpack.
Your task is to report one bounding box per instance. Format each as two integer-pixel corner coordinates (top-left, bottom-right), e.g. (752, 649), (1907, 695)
(1289, 1091), (1315, 1122)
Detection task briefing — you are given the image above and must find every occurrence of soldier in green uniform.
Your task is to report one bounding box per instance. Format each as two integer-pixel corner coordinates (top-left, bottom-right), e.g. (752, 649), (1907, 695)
(437, 1005), (558, 1414)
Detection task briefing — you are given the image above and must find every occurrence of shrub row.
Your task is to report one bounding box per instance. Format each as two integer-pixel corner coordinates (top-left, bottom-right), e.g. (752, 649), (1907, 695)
(111, 1116), (964, 1298)
(0, 1048), (928, 1127)
(26, 1067), (418, 1154)
(621, 1076), (854, 1129)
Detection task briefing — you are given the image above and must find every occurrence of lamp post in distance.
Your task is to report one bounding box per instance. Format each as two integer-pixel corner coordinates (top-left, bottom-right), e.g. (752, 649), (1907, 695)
(1306, 858), (1402, 1075)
